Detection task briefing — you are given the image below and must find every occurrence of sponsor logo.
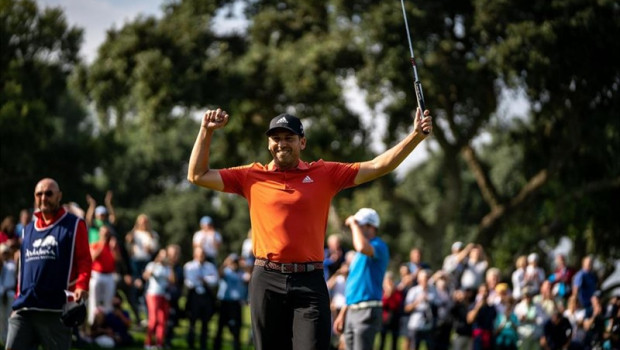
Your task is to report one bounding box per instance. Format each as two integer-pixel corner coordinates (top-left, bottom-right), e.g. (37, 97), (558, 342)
(276, 117), (288, 124)
(33, 236), (58, 248)
(26, 236), (58, 261)
(302, 175), (314, 183)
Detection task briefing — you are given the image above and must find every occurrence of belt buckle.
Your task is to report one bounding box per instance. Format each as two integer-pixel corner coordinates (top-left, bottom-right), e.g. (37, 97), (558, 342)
(281, 263), (292, 273)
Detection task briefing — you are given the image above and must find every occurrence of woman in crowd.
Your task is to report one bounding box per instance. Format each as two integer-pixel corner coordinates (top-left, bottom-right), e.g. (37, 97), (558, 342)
(494, 297), (519, 350)
(88, 225), (118, 325)
(143, 249), (175, 349)
(126, 213), (160, 324)
(379, 271), (403, 350)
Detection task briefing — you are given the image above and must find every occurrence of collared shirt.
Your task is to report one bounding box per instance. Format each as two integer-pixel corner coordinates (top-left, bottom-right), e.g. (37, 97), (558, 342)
(345, 237), (389, 305)
(220, 159), (359, 263)
(183, 259), (218, 295)
(217, 267), (248, 301)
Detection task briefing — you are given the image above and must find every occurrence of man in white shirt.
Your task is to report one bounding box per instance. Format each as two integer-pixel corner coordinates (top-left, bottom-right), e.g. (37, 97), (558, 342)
(192, 216), (222, 263)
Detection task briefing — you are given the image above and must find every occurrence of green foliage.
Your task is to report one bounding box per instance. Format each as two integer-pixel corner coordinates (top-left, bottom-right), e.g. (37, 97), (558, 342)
(0, 0), (96, 216)
(2, 0), (618, 269)
(473, 0), (620, 261)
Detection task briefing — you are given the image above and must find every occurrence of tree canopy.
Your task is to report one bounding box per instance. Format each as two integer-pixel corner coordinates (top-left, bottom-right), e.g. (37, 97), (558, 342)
(1, 0), (618, 270)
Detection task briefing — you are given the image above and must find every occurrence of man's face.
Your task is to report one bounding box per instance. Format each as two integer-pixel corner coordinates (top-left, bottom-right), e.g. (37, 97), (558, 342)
(34, 179), (62, 215)
(100, 226), (111, 241)
(470, 247), (480, 260)
(268, 130), (306, 170)
(583, 256), (592, 271)
(555, 255), (565, 268)
(478, 285), (489, 299)
(193, 247), (206, 262)
(417, 270), (429, 286)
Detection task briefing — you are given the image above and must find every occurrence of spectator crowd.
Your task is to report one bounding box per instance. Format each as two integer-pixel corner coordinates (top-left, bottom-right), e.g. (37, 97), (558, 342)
(0, 193), (251, 350)
(324, 238), (620, 350)
(0, 195), (619, 350)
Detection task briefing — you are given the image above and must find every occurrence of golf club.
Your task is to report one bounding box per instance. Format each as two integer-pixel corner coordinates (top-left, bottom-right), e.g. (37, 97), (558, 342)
(400, 0), (429, 134)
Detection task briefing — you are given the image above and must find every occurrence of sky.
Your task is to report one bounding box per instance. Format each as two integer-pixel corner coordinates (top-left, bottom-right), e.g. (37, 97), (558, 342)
(38, 0), (163, 63)
(37, 0), (247, 63)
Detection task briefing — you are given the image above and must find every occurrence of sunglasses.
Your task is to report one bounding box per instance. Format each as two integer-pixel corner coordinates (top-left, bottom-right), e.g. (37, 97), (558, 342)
(35, 190), (55, 197)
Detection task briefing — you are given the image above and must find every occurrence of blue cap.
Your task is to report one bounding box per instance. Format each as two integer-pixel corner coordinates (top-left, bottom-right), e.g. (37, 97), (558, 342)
(200, 216), (213, 226)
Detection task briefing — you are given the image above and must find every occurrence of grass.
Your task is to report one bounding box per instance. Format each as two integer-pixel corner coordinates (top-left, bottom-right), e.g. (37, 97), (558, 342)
(73, 301), (254, 350)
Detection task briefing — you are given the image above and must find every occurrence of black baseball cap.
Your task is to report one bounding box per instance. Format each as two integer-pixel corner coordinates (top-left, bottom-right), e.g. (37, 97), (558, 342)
(265, 113), (304, 137)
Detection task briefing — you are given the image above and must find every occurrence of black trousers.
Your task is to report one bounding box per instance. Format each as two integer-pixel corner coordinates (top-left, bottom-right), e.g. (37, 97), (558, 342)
(214, 300), (242, 350)
(185, 289), (215, 350)
(249, 266), (331, 350)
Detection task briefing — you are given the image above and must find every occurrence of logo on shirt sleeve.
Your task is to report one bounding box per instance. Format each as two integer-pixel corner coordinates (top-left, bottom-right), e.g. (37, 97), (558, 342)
(302, 176), (314, 183)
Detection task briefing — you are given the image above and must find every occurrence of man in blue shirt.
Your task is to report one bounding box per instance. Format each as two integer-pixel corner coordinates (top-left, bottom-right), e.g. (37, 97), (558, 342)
(333, 208), (389, 350)
(573, 255), (598, 316)
(214, 253), (250, 350)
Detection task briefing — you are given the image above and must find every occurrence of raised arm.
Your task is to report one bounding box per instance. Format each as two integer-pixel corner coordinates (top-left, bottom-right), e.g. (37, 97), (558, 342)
(354, 108), (432, 185)
(104, 190), (116, 225)
(85, 194), (96, 227)
(187, 108), (230, 191)
(345, 216), (374, 257)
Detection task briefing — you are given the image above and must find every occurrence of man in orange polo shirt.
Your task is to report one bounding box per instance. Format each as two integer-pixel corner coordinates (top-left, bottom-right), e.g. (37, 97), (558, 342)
(188, 108), (432, 350)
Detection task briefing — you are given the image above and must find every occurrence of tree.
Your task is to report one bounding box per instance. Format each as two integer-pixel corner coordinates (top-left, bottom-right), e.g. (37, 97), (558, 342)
(58, 0), (620, 266)
(0, 0), (96, 217)
(470, 0), (620, 261)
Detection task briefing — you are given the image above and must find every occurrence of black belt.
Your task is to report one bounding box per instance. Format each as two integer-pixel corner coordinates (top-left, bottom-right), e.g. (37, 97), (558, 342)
(255, 258), (323, 273)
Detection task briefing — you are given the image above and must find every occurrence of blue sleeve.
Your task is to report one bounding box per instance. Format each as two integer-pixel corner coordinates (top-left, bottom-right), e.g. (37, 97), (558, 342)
(371, 239), (389, 267)
(573, 271), (582, 288)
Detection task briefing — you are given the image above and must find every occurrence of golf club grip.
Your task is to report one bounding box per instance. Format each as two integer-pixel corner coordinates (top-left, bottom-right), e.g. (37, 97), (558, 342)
(414, 81), (429, 135)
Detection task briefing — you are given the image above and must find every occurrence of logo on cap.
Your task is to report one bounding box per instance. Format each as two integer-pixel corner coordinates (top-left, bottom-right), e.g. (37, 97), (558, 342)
(266, 114), (304, 136)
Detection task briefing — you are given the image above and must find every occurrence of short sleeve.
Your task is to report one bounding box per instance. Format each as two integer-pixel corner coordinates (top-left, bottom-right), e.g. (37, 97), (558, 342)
(220, 164), (254, 196)
(192, 232), (202, 246)
(371, 239), (389, 263)
(573, 271), (582, 288)
(323, 161), (360, 191)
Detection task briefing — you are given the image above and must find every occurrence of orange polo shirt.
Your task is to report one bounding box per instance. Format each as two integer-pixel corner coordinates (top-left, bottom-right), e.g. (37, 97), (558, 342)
(220, 159), (359, 263)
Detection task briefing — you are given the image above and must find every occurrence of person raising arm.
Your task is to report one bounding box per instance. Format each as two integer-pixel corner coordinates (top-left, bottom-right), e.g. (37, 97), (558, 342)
(186, 107), (431, 350)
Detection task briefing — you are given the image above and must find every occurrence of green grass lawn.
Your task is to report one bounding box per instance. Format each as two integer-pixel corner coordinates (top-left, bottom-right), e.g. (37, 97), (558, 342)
(73, 302), (255, 350)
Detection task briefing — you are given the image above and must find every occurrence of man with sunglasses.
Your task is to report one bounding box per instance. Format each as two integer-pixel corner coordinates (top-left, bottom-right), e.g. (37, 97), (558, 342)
(188, 108), (432, 350)
(6, 178), (92, 350)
